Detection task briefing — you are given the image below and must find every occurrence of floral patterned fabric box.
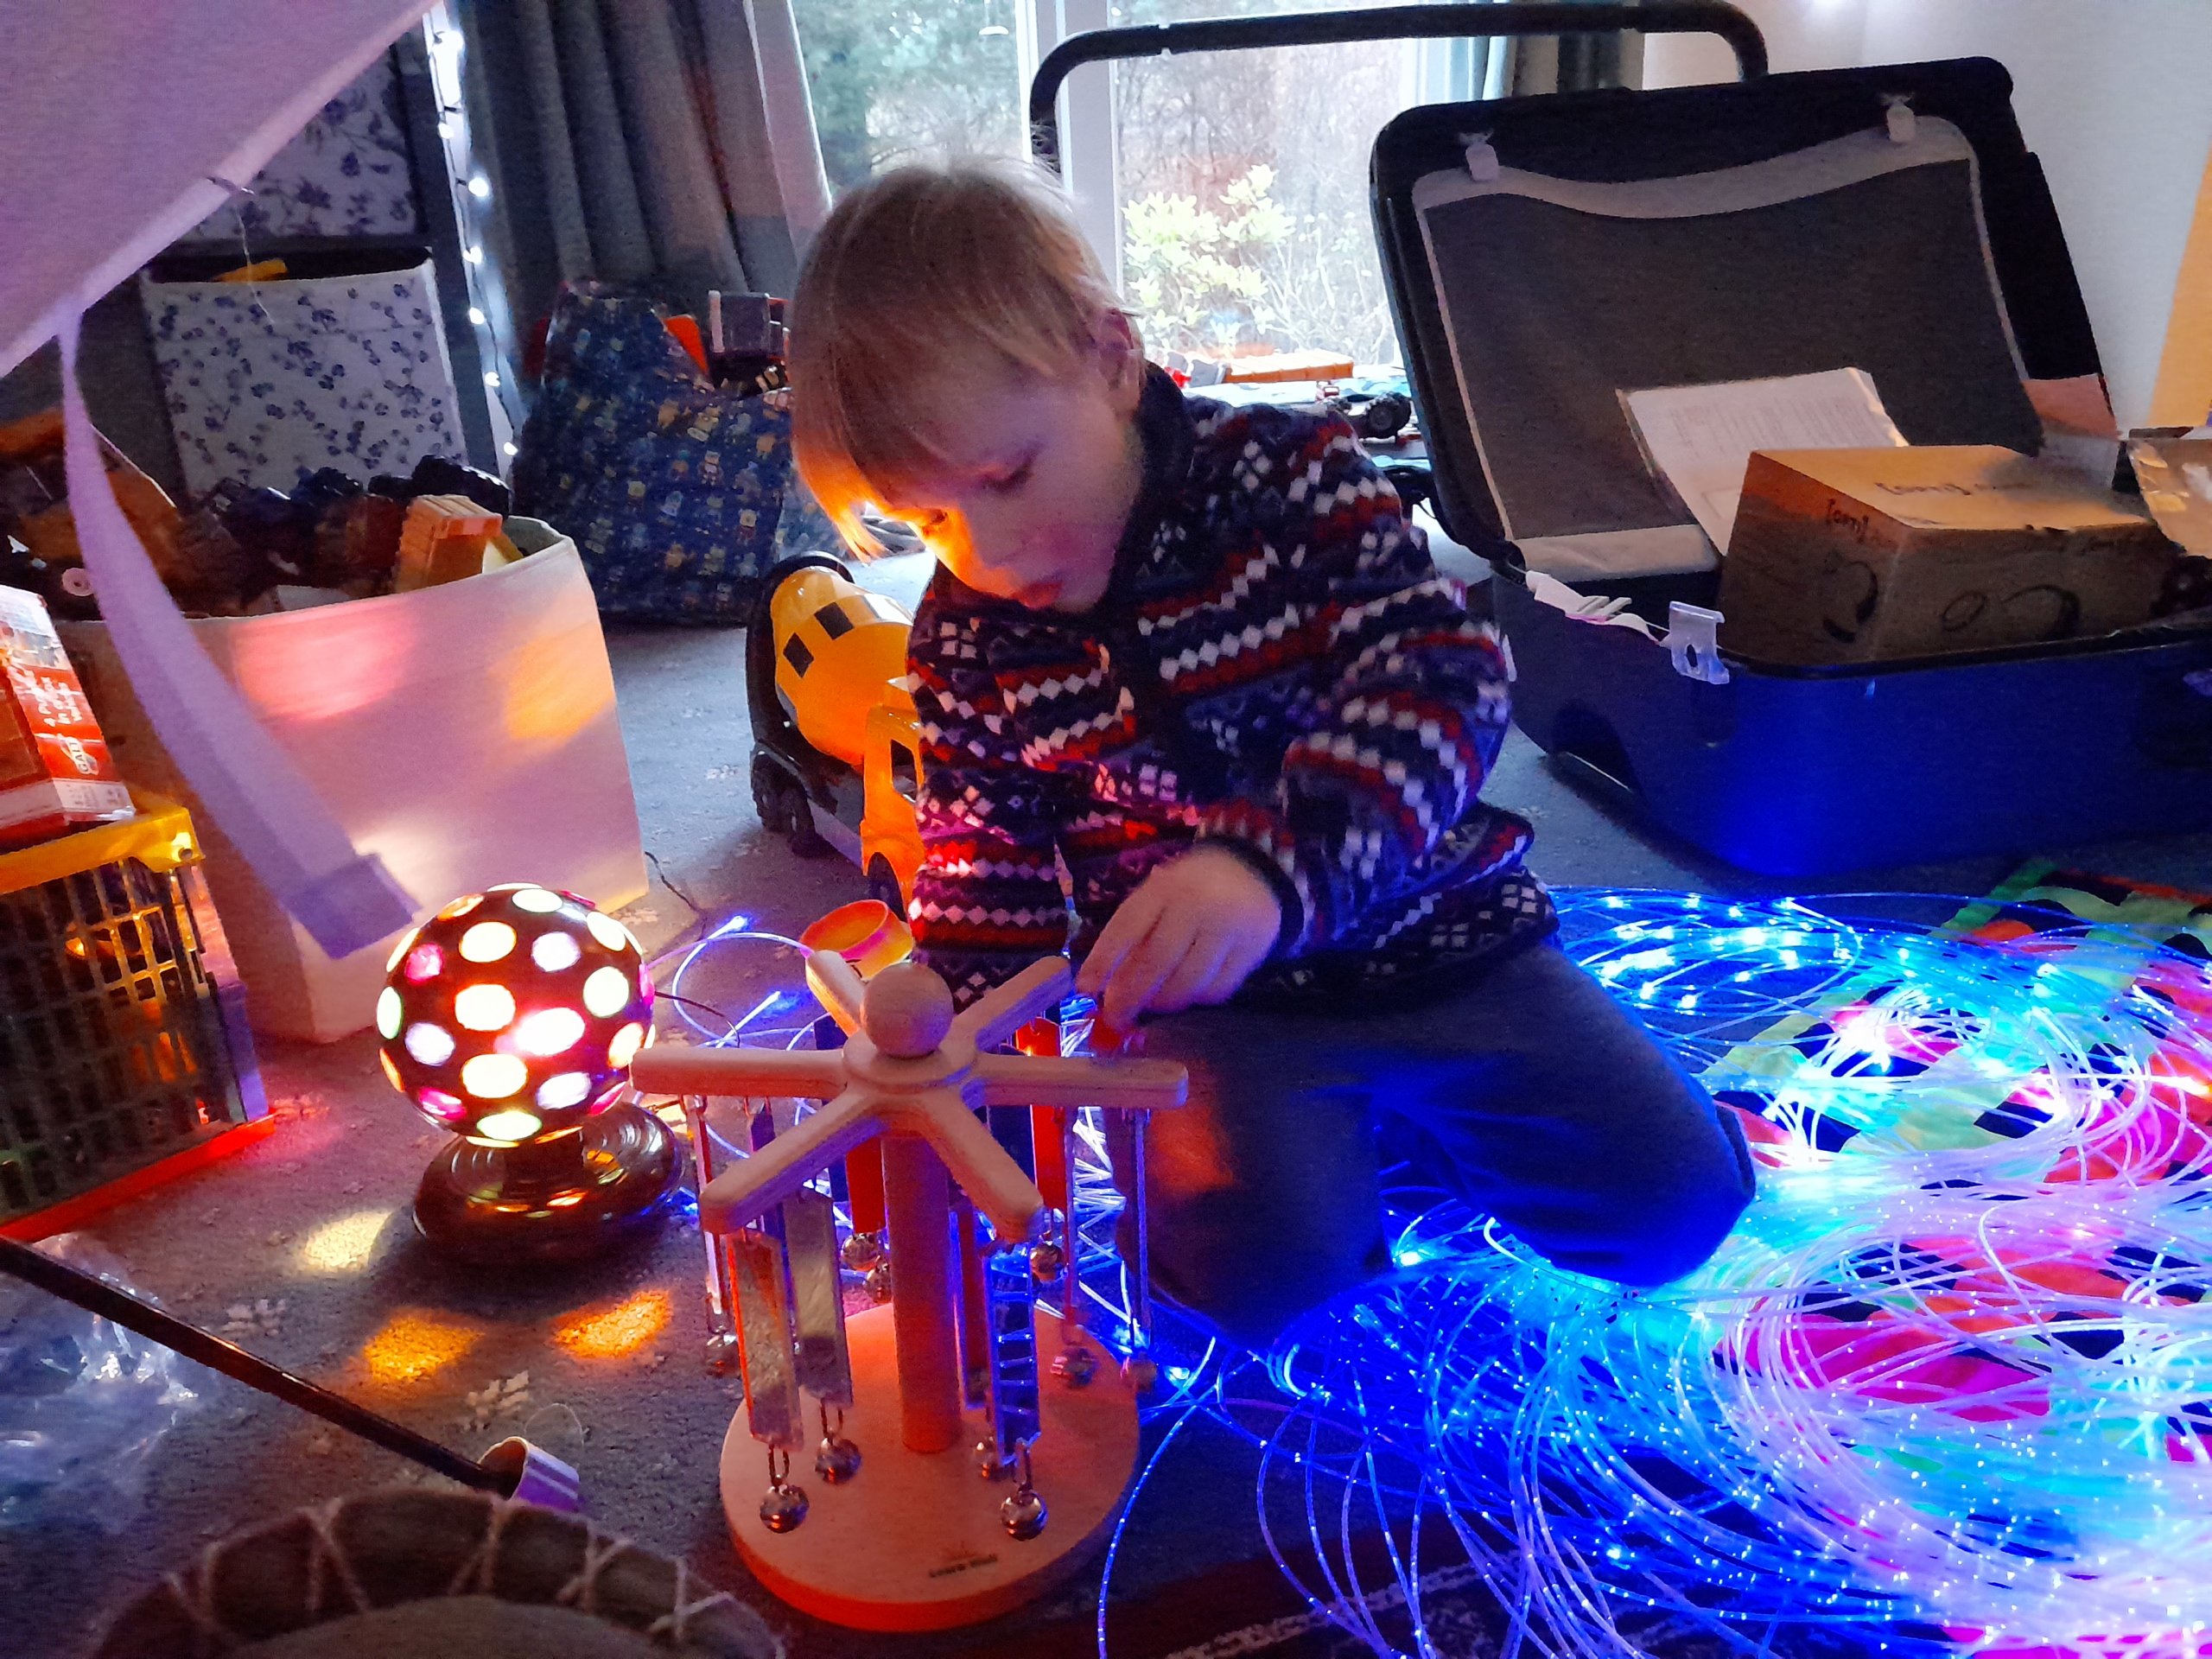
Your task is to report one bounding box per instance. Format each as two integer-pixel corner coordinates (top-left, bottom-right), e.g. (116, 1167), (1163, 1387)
(174, 53), (419, 244)
(141, 259), (465, 499)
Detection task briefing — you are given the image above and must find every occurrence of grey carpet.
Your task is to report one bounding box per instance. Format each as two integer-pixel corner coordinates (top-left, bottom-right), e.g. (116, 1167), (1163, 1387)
(8, 548), (2209, 1658)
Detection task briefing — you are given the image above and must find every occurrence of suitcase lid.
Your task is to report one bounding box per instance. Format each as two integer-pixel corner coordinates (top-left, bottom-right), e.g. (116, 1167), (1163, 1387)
(1370, 58), (2101, 575)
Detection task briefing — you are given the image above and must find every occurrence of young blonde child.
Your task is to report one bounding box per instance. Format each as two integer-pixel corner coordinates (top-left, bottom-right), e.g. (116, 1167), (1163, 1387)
(790, 161), (1752, 1345)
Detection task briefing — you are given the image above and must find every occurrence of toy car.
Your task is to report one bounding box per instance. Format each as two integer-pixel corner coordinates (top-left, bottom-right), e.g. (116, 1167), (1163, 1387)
(746, 554), (925, 911)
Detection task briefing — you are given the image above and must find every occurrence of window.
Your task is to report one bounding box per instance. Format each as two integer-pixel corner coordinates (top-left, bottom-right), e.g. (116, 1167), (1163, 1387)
(791, 0), (1027, 192)
(788, 0), (1490, 361)
(1113, 0), (1460, 365)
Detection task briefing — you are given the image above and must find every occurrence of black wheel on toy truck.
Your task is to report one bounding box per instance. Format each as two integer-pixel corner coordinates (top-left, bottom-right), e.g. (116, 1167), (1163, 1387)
(751, 754), (830, 857)
(866, 855), (904, 915)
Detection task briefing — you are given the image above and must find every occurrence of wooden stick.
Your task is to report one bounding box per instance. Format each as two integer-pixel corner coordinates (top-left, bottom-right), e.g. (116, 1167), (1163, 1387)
(630, 1043), (845, 1098)
(698, 1089), (883, 1234)
(953, 957), (1073, 1053)
(0, 1237), (508, 1496)
(880, 1135), (962, 1453)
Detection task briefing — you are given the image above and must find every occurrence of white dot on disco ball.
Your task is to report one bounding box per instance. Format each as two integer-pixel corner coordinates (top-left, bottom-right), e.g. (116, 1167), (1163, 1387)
(454, 982), (518, 1032)
(583, 966), (631, 1018)
(607, 1021), (645, 1068)
(537, 1071), (591, 1110)
(475, 1108), (542, 1143)
(586, 912), (632, 953)
(461, 1053), (528, 1100)
(405, 1023), (456, 1066)
(515, 1006), (585, 1057)
(512, 888), (563, 914)
(532, 931), (582, 972)
(376, 986), (403, 1039)
(459, 921), (518, 963)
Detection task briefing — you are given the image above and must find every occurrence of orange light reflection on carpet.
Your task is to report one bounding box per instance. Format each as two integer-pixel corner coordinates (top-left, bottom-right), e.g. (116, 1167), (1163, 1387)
(295, 1207), (394, 1274)
(556, 1288), (671, 1359)
(361, 1312), (480, 1384)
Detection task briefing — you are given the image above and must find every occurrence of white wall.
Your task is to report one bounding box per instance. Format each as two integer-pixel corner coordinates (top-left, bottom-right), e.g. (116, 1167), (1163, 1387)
(1643, 0), (2212, 429)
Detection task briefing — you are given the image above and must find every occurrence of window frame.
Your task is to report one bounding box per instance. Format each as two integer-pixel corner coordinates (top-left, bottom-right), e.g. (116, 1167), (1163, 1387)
(1017, 2), (1484, 349)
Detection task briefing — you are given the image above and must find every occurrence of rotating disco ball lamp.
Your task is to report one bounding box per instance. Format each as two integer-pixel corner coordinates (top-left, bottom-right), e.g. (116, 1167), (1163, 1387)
(376, 885), (682, 1263)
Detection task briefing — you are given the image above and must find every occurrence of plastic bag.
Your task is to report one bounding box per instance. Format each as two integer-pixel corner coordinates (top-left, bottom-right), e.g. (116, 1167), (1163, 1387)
(0, 1234), (202, 1534)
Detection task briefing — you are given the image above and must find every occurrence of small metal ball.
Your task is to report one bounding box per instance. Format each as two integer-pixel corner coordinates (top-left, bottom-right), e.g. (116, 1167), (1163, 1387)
(1028, 1241), (1065, 1281)
(1052, 1345), (1097, 1389)
(863, 1262), (893, 1301)
(814, 1433), (861, 1484)
(1121, 1354), (1160, 1394)
(840, 1230), (882, 1272)
(1001, 1484), (1048, 1541)
(702, 1332), (743, 1377)
(759, 1480), (809, 1534)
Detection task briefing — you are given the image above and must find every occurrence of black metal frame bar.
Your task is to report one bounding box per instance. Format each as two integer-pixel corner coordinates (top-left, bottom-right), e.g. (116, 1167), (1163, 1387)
(1028, 2), (1766, 169)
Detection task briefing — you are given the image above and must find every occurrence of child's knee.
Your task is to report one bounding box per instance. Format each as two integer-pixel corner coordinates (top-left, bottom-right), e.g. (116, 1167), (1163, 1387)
(1553, 1106), (1756, 1287)
(1127, 1195), (1389, 1351)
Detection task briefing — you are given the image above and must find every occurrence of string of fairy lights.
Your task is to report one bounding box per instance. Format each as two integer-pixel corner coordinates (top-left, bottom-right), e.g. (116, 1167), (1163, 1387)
(659, 889), (2212, 1658)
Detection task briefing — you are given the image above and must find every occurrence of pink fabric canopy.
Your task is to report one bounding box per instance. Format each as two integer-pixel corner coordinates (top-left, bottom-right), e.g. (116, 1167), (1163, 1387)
(0, 0), (431, 378)
(1, 2), (439, 958)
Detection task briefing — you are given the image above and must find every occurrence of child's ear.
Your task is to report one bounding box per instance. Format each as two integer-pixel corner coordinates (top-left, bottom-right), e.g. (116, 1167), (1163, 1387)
(1096, 309), (1143, 414)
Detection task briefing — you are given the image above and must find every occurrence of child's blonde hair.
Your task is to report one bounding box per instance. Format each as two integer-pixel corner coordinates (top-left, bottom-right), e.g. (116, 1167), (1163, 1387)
(788, 159), (1136, 553)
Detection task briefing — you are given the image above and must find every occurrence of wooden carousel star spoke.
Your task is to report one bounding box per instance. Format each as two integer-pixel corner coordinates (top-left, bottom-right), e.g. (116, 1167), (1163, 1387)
(693, 1087), (880, 1234)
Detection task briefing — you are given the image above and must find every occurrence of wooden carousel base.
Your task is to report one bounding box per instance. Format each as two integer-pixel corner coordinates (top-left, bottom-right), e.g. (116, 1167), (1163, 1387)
(718, 1303), (1139, 1631)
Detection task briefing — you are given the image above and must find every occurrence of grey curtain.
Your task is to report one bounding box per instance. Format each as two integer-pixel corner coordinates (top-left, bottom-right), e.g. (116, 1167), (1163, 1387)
(458, 0), (831, 338)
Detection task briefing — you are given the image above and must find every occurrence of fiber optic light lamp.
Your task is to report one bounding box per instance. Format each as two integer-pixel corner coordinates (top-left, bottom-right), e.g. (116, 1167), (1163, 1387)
(376, 884), (681, 1263)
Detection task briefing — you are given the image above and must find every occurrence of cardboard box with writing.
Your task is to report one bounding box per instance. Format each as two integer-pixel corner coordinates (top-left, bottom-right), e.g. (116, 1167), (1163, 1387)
(1719, 446), (2175, 665)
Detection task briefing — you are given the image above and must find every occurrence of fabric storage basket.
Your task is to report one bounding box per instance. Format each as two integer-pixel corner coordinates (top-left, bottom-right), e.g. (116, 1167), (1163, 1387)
(141, 250), (466, 497)
(60, 522), (648, 1042)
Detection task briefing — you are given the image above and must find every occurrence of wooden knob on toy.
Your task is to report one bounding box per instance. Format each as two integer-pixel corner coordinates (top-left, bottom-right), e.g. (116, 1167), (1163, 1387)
(864, 962), (955, 1058)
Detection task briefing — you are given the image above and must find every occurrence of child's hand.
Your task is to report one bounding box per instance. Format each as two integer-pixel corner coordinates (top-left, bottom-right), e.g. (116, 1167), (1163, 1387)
(1077, 846), (1281, 1032)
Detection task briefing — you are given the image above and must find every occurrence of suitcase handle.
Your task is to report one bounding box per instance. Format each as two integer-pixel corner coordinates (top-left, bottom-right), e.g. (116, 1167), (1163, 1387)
(1030, 1), (1767, 170)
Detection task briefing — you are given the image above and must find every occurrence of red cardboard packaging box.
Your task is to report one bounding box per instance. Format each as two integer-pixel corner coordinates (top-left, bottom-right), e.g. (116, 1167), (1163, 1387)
(0, 584), (133, 847)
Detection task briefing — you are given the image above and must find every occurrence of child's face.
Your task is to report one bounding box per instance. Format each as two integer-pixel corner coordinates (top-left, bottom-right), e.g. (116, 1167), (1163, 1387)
(880, 334), (1144, 614)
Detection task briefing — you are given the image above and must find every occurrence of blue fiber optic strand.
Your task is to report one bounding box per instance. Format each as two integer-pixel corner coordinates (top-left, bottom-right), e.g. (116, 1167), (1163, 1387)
(1192, 893), (2212, 1657)
(671, 893), (2212, 1659)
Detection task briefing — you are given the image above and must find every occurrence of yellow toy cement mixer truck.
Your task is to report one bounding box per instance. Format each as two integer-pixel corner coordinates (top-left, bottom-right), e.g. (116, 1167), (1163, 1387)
(746, 555), (924, 910)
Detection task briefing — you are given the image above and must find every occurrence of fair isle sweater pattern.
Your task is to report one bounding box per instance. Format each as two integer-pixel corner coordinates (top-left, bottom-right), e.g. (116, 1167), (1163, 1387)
(906, 368), (1555, 1009)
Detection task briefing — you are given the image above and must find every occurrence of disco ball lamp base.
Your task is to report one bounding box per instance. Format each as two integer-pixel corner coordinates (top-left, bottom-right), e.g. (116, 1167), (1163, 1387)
(412, 1102), (683, 1264)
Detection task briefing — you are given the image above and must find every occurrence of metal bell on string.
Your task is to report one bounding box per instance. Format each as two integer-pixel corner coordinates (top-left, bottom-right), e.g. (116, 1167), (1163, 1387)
(1000, 1446), (1046, 1541)
(814, 1404), (861, 1484)
(760, 1447), (808, 1533)
(1001, 1484), (1047, 1541)
(839, 1229), (883, 1272)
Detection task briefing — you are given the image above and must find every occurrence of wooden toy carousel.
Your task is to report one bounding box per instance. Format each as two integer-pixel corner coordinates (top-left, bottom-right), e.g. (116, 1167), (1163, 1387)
(631, 918), (1185, 1631)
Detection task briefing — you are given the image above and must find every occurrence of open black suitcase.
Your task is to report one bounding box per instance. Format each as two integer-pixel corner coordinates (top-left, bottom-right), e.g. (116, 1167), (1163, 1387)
(1034, 3), (2212, 876)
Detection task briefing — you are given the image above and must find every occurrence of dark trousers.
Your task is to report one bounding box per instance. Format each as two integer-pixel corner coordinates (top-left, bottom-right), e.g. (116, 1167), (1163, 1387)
(1112, 941), (1757, 1350)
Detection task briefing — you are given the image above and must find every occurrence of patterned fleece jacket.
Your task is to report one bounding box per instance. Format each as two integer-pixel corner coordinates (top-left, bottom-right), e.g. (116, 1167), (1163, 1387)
(906, 366), (1555, 1009)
